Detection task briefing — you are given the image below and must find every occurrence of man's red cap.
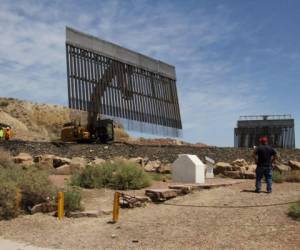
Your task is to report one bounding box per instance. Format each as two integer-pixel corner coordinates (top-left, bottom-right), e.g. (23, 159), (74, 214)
(259, 136), (268, 144)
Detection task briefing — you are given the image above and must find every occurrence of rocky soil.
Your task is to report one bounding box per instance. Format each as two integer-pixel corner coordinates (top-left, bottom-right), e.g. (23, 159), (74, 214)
(1, 140), (300, 164)
(0, 181), (299, 250)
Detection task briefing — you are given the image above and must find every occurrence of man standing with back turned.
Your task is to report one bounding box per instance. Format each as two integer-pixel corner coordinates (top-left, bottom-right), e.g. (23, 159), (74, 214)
(253, 136), (277, 193)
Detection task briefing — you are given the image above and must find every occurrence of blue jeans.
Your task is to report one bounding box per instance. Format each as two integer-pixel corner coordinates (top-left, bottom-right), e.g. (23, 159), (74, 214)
(255, 167), (272, 192)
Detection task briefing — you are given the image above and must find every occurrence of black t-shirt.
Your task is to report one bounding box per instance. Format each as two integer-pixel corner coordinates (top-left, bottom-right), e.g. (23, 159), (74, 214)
(255, 145), (277, 167)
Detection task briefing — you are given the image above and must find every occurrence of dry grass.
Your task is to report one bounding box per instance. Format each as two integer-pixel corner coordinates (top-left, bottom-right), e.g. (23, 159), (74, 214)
(71, 160), (151, 190)
(0, 149), (13, 168)
(272, 170), (300, 183)
(0, 150), (53, 219)
(288, 200), (300, 220)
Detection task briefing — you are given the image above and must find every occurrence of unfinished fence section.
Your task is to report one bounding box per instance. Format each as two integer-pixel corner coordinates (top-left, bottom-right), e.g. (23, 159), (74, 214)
(65, 27), (182, 137)
(234, 115), (295, 149)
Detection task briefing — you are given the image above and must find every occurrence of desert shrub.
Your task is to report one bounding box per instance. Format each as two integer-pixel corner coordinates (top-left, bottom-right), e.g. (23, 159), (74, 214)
(0, 100), (9, 107)
(72, 161), (151, 190)
(16, 166), (56, 211)
(63, 186), (83, 213)
(284, 171), (300, 183)
(71, 163), (115, 188)
(0, 181), (19, 219)
(272, 171), (284, 183)
(0, 149), (14, 168)
(110, 162), (151, 190)
(70, 166), (97, 188)
(149, 172), (171, 182)
(288, 200), (300, 220)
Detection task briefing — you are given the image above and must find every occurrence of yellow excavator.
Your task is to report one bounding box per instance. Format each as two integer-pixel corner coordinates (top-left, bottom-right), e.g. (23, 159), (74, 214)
(61, 118), (114, 143)
(61, 55), (131, 144)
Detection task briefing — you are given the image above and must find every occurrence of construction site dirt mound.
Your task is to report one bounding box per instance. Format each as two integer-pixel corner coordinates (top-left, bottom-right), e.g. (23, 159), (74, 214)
(0, 97), (130, 141)
(0, 97), (206, 147)
(0, 97), (71, 141)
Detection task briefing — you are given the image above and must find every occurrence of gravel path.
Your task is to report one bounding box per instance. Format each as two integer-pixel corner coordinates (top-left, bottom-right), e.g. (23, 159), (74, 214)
(0, 181), (299, 249)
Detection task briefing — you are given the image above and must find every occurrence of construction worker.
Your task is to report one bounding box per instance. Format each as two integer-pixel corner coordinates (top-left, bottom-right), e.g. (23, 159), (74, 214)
(0, 127), (3, 140)
(4, 127), (11, 140)
(253, 136), (277, 193)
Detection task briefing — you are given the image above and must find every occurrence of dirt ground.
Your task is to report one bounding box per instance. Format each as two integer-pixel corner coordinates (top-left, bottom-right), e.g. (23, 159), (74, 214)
(0, 181), (299, 250)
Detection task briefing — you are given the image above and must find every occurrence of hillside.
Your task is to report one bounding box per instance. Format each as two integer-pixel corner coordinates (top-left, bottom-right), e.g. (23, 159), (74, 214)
(0, 97), (72, 141)
(0, 97), (208, 146)
(0, 97), (128, 141)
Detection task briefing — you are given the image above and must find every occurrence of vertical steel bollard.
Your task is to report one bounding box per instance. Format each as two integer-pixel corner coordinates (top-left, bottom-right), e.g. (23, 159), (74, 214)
(57, 191), (64, 220)
(112, 192), (120, 223)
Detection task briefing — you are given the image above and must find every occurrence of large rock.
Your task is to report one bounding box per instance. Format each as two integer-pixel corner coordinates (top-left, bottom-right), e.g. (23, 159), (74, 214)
(214, 162), (232, 174)
(242, 171), (256, 179)
(157, 163), (172, 174)
(246, 164), (257, 173)
(223, 171), (242, 179)
(231, 165), (243, 171)
(274, 164), (291, 173)
(13, 153), (33, 166)
(30, 202), (56, 214)
(54, 164), (71, 175)
(34, 154), (55, 169)
(232, 159), (248, 167)
(288, 160), (300, 170)
(70, 157), (88, 172)
(53, 157), (71, 168)
(145, 189), (178, 202)
(144, 160), (161, 172)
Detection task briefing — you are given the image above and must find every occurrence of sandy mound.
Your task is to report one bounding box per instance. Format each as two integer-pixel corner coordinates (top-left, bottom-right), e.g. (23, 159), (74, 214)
(0, 97), (131, 142)
(0, 97), (74, 141)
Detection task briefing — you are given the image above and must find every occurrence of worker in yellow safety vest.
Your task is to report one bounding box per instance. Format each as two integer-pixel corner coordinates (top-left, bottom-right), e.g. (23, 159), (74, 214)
(0, 128), (3, 140)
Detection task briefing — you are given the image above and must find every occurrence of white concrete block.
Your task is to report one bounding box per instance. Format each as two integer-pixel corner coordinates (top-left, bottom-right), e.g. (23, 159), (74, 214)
(172, 154), (205, 184)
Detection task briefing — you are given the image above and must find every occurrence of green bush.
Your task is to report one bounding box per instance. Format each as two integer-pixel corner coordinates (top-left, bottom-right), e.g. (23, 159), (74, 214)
(63, 186), (83, 213)
(272, 171), (284, 183)
(0, 163), (56, 218)
(71, 161), (151, 190)
(0, 181), (20, 219)
(149, 172), (171, 182)
(0, 153), (58, 219)
(71, 163), (115, 188)
(110, 162), (151, 190)
(18, 166), (56, 210)
(288, 200), (300, 220)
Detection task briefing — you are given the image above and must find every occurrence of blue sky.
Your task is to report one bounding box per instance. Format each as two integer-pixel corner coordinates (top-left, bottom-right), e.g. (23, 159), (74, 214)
(0, 0), (299, 147)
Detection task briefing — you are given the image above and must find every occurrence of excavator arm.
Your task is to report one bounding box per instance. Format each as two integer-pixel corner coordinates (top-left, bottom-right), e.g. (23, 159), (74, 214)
(87, 61), (134, 131)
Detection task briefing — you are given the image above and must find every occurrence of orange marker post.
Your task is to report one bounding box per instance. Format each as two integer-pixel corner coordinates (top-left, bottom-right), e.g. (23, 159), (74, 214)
(57, 191), (64, 220)
(112, 192), (120, 223)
